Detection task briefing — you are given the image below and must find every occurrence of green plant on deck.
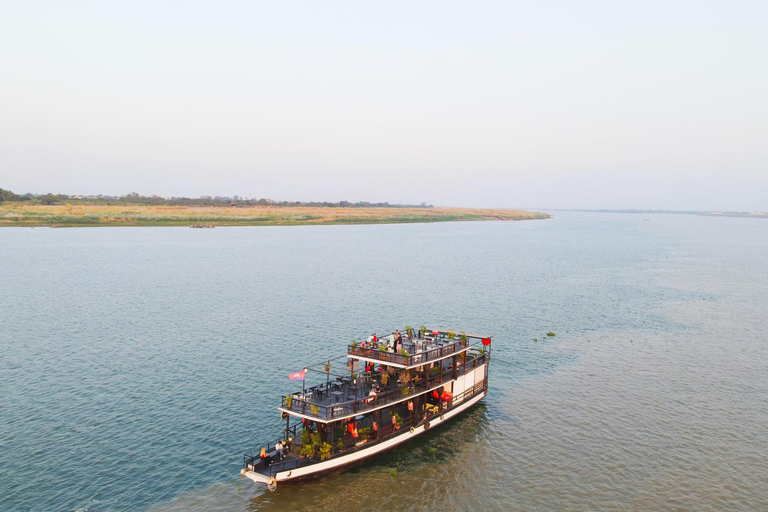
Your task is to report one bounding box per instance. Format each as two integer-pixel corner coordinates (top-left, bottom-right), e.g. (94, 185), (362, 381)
(310, 404), (319, 417)
(418, 326), (427, 337)
(401, 387), (411, 397)
(319, 442), (332, 460)
(459, 331), (467, 341)
(399, 349), (408, 356)
(336, 440), (343, 450)
(381, 373), (389, 386)
(393, 413), (404, 428)
(380, 345), (387, 352)
(447, 330), (455, 340)
(351, 340), (357, 348)
(285, 394), (292, 407)
(405, 326), (413, 337)
(300, 429), (316, 457)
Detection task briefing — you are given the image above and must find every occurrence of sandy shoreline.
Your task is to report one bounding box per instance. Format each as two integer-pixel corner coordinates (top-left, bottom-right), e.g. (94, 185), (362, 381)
(0, 204), (549, 227)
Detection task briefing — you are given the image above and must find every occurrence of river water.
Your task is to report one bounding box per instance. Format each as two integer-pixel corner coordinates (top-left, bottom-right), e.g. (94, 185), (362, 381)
(1, 213), (767, 511)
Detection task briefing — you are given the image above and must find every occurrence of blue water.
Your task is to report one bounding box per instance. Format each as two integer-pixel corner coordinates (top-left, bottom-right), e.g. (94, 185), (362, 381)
(2, 213), (767, 511)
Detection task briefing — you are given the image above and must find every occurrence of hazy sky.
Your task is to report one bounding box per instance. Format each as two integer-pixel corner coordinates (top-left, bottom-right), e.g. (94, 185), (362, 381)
(1, 1), (766, 210)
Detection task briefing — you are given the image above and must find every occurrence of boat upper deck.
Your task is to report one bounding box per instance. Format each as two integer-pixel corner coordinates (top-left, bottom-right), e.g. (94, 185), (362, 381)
(347, 329), (490, 369)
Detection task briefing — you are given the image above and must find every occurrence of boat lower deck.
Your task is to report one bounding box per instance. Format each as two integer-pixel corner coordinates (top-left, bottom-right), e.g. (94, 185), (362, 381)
(244, 383), (487, 487)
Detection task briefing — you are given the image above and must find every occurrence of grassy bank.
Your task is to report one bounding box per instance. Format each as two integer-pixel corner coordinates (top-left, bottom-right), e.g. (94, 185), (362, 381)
(0, 203), (549, 227)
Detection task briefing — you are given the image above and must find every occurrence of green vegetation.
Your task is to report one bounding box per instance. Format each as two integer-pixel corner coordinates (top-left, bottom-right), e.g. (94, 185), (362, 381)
(300, 429), (321, 458)
(546, 332), (556, 337)
(319, 442), (332, 460)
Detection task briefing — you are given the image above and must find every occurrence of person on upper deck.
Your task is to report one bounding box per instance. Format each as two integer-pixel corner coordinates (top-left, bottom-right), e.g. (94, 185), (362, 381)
(275, 440), (285, 460)
(372, 333), (377, 343)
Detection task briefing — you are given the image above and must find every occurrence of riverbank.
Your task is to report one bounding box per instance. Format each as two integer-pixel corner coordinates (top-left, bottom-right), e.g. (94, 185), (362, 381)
(0, 204), (549, 227)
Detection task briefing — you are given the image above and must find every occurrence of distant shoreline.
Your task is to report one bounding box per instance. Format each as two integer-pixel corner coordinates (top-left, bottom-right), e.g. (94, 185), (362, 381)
(0, 204), (550, 228)
(548, 209), (767, 218)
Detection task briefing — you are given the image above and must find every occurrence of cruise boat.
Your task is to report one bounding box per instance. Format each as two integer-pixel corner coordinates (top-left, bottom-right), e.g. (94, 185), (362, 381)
(240, 327), (492, 491)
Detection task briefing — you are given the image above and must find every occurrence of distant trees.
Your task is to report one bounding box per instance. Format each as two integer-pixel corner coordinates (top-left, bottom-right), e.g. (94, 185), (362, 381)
(0, 187), (433, 208)
(40, 193), (59, 205)
(0, 188), (24, 203)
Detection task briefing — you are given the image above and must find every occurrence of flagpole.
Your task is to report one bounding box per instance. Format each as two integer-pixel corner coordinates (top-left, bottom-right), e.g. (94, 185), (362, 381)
(302, 367), (306, 394)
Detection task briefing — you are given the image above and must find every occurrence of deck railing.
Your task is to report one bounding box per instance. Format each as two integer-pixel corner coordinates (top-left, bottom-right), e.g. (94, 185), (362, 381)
(347, 338), (469, 367)
(280, 352), (487, 420)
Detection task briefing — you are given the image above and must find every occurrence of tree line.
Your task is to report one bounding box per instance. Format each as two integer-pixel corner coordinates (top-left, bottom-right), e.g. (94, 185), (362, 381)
(0, 188), (432, 208)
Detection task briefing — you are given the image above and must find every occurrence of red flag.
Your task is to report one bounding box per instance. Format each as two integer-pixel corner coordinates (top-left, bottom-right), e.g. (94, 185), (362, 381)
(289, 371), (305, 381)
(482, 338), (491, 346)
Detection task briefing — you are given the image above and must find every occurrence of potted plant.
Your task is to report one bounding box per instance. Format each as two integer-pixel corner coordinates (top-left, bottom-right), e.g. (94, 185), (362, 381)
(319, 442), (332, 460)
(405, 325), (413, 337)
(447, 330), (455, 340)
(351, 340), (357, 348)
(310, 404), (319, 417)
(299, 429), (315, 458)
(459, 331), (467, 341)
(381, 373), (389, 386)
(285, 394), (292, 408)
(418, 326), (427, 337)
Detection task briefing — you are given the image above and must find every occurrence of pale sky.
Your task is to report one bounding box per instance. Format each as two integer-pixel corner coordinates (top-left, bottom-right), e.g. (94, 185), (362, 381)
(1, 1), (766, 211)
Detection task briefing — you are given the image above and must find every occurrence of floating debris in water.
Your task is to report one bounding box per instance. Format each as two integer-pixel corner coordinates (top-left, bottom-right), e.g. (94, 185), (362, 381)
(546, 332), (556, 337)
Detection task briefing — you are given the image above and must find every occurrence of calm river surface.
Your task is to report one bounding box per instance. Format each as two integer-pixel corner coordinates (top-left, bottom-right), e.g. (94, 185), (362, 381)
(1, 213), (767, 511)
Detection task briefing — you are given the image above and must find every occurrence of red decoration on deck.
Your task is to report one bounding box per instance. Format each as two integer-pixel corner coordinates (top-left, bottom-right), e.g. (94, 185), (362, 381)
(432, 330), (439, 335)
(482, 338), (491, 346)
